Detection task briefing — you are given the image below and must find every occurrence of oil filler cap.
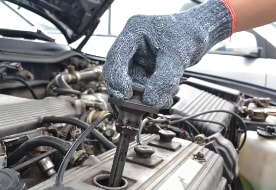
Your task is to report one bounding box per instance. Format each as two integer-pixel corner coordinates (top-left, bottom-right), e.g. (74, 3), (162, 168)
(257, 126), (276, 139)
(0, 168), (26, 190)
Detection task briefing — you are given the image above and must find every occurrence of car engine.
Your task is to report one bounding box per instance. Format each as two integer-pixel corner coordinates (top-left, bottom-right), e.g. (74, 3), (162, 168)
(0, 38), (275, 190)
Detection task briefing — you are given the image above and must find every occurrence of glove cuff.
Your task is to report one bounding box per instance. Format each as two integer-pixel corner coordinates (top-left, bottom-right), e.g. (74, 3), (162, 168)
(189, 0), (236, 46)
(221, 0), (237, 35)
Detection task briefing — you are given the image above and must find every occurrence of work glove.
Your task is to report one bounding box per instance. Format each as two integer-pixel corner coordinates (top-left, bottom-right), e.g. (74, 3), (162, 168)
(103, 0), (235, 109)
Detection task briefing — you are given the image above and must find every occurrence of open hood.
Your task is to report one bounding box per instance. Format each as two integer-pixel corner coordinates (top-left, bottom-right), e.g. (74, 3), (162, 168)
(6, 0), (114, 44)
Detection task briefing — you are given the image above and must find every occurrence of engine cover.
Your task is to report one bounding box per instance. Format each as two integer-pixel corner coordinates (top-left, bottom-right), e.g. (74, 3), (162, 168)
(30, 134), (226, 190)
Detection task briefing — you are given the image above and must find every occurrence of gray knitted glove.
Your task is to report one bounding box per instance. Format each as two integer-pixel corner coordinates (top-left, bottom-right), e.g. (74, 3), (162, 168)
(103, 0), (234, 109)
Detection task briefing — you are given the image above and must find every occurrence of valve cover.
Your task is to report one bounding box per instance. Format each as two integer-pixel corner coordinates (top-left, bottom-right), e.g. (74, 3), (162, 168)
(30, 134), (226, 190)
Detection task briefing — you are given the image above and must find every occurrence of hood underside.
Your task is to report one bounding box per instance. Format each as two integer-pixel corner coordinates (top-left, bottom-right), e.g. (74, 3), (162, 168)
(6, 0), (113, 44)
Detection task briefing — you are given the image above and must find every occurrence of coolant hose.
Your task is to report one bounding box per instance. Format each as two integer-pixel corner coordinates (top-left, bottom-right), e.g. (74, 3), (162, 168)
(8, 136), (71, 166)
(42, 116), (116, 150)
(52, 74), (81, 96)
(52, 70), (102, 96)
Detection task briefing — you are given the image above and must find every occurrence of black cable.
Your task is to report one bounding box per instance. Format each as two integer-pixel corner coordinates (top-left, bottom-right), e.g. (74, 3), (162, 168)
(8, 136), (71, 166)
(110, 103), (119, 118)
(42, 116), (116, 150)
(184, 121), (196, 141)
(169, 109), (247, 151)
(2, 76), (38, 99)
(54, 112), (112, 187)
(184, 120), (200, 135)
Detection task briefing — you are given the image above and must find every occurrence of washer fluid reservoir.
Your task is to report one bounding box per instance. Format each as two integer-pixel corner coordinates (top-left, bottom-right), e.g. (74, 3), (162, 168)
(238, 126), (276, 190)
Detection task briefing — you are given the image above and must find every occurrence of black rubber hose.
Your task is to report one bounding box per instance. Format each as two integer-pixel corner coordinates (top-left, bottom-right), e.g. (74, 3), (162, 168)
(12, 150), (57, 172)
(54, 113), (112, 187)
(42, 116), (116, 150)
(53, 74), (72, 90)
(2, 76), (38, 99)
(53, 87), (81, 97)
(52, 74), (81, 96)
(8, 136), (71, 166)
(52, 70), (102, 93)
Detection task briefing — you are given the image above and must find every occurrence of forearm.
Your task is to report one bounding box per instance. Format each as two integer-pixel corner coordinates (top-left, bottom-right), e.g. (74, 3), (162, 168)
(228, 0), (276, 32)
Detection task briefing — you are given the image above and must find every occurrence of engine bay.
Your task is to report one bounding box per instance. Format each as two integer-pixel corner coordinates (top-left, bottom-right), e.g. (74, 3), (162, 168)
(0, 41), (276, 190)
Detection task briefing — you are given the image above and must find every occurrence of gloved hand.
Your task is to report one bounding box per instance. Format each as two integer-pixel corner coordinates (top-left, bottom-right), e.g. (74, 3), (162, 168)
(103, 0), (235, 109)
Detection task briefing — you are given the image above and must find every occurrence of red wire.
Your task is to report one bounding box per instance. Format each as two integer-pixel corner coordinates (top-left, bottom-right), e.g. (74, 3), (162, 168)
(221, 0), (237, 35)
